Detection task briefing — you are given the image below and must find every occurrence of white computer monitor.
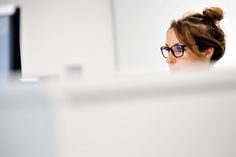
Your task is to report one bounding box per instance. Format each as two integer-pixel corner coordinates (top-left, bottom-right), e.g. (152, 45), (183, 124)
(1, 69), (236, 157)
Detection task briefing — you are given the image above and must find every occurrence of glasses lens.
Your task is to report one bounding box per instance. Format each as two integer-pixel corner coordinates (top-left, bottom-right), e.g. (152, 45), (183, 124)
(161, 46), (169, 58)
(172, 45), (184, 57)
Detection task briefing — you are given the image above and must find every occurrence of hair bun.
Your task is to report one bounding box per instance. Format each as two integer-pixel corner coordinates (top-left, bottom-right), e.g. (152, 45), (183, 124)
(203, 7), (224, 24)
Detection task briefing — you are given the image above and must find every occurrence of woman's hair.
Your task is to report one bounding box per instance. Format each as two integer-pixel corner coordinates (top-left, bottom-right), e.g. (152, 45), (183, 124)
(170, 7), (226, 62)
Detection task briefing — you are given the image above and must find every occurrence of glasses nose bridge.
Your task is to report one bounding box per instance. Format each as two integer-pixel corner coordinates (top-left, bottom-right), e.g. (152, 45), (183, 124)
(168, 46), (176, 57)
(166, 49), (176, 63)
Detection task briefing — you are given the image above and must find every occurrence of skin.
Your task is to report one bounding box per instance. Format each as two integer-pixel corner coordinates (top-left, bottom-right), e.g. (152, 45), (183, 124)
(165, 28), (213, 71)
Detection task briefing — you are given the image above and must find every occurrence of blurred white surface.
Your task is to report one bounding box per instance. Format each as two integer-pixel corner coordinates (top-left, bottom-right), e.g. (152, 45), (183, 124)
(0, 83), (54, 157)
(1, 69), (236, 157)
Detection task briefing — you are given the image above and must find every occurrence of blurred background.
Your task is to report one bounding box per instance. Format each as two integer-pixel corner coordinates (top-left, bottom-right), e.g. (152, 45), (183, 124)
(0, 0), (236, 79)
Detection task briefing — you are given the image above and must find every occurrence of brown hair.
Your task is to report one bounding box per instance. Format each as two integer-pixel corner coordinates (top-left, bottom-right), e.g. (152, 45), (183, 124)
(170, 7), (226, 62)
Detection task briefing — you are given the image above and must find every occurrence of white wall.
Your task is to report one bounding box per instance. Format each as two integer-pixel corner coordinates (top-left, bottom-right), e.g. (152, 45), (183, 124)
(114, 0), (236, 74)
(0, 0), (115, 79)
(0, 0), (235, 78)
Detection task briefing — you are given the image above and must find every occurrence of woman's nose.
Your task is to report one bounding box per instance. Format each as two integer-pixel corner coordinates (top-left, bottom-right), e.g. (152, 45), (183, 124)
(166, 52), (176, 64)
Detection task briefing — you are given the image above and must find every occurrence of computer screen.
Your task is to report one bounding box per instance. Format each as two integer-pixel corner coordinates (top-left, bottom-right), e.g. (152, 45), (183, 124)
(0, 4), (21, 78)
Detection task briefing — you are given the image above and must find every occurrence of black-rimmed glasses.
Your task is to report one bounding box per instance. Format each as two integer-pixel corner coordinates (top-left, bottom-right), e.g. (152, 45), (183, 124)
(160, 44), (186, 58)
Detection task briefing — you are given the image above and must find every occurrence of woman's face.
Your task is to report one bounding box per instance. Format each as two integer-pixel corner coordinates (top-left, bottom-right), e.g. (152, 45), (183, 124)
(164, 28), (211, 71)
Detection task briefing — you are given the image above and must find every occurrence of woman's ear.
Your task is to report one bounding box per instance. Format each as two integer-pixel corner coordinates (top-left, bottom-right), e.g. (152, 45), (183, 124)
(202, 47), (214, 60)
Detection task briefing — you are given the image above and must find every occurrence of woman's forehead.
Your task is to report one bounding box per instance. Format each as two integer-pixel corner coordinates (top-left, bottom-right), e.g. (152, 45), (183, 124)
(166, 28), (181, 47)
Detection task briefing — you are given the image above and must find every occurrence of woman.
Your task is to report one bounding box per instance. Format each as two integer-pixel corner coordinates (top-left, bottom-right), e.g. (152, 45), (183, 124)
(160, 7), (226, 71)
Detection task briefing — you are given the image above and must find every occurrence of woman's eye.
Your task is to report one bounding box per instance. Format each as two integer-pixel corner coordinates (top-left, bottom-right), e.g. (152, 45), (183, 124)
(175, 46), (183, 52)
(164, 47), (170, 51)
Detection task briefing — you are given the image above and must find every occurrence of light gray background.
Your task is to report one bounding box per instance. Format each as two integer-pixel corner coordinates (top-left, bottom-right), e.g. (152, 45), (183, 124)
(0, 0), (235, 78)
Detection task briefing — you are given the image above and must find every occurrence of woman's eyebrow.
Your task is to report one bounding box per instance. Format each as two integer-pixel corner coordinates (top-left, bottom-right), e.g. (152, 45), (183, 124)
(165, 43), (182, 47)
(173, 43), (183, 46)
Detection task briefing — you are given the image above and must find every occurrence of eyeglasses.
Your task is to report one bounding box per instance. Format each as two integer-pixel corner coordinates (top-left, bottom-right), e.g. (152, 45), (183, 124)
(160, 44), (186, 58)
